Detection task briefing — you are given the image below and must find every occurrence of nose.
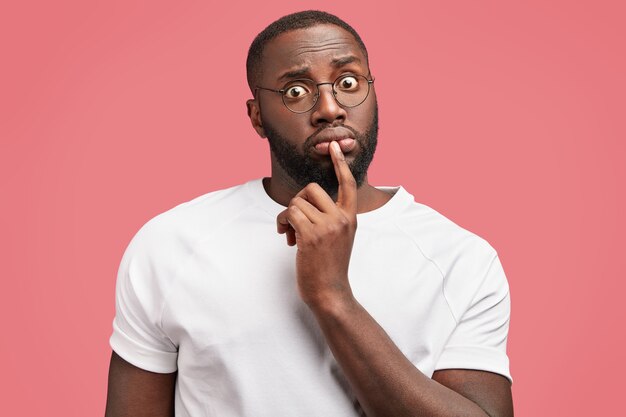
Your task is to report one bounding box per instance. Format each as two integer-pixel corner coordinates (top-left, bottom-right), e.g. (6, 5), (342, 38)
(310, 84), (347, 126)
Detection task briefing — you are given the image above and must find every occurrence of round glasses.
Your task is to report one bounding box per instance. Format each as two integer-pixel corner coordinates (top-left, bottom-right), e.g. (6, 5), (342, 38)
(255, 74), (375, 113)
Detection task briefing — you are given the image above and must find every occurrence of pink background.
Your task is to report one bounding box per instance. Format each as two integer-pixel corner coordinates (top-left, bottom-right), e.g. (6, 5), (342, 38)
(1, 1), (624, 415)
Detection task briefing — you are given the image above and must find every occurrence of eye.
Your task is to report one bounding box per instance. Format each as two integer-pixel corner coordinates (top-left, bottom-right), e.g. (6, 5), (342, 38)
(284, 85), (309, 99)
(337, 75), (359, 91)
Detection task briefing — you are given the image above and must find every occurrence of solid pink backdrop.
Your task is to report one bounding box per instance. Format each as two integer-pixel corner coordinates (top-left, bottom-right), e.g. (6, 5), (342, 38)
(1, 1), (624, 415)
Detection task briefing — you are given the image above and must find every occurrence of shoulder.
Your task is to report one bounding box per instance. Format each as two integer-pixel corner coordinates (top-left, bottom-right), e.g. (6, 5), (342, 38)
(392, 194), (497, 265)
(391, 192), (506, 318)
(121, 180), (260, 275)
(133, 181), (257, 246)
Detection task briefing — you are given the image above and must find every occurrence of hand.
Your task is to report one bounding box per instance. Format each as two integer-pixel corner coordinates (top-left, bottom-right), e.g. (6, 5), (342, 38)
(276, 141), (358, 309)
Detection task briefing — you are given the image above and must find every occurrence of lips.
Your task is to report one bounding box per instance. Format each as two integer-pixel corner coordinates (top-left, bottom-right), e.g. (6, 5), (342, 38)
(310, 127), (357, 155)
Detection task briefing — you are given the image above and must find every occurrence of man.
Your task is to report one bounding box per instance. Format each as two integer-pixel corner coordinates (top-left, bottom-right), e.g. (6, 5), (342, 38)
(106, 10), (513, 417)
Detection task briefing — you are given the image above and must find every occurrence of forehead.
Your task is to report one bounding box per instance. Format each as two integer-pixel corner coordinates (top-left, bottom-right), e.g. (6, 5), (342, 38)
(260, 24), (368, 83)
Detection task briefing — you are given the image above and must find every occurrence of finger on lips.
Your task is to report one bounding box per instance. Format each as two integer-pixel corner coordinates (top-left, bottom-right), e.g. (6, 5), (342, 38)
(276, 141), (357, 244)
(329, 141), (357, 214)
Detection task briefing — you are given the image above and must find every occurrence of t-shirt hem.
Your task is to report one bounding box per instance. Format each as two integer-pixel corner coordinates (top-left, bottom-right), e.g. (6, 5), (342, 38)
(435, 346), (512, 383)
(110, 324), (178, 374)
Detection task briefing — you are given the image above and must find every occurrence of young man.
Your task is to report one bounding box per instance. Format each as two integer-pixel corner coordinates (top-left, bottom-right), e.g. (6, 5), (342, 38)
(106, 11), (513, 417)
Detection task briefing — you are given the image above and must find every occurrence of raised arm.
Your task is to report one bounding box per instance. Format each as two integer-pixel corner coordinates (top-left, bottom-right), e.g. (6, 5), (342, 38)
(277, 141), (513, 416)
(105, 351), (177, 417)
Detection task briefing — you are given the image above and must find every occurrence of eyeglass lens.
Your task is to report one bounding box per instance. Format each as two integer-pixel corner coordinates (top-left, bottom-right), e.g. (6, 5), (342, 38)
(281, 75), (371, 113)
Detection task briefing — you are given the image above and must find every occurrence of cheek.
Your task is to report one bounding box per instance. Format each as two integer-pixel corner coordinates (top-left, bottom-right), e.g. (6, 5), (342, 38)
(349, 103), (376, 131)
(264, 111), (311, 140)
(259, 99), (286, 124)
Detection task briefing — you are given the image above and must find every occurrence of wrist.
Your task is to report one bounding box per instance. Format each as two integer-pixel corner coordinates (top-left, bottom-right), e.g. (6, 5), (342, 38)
(306, 289), (359, 318)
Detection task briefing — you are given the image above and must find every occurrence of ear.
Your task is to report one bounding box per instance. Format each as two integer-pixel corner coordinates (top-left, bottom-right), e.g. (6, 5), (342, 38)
(246, 99), (266, 138)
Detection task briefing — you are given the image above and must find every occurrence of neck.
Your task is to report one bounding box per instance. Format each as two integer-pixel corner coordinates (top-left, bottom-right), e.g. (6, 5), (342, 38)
(262, 174), (392, 214)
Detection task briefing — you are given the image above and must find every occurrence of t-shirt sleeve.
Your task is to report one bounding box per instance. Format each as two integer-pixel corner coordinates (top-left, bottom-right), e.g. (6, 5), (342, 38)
(435, 255), (512, 382)
(109, 227), (178, 373)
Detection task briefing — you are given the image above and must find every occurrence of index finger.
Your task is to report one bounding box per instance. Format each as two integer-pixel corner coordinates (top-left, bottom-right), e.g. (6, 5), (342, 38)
(329, 140), (357, 214)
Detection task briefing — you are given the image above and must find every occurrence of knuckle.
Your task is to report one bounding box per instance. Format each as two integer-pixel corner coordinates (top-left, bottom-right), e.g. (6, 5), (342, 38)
(310, 234), (321, 246)
(309, 182), (323, 192)
(338, 216), (351, 228)
(325, 223), (338, 235)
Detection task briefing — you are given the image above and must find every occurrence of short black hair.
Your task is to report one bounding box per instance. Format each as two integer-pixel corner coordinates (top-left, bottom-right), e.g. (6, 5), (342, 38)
(246, 10), (369, 92)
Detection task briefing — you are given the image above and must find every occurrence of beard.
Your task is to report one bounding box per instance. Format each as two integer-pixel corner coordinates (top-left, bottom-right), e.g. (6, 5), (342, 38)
(262, 104), (378, 197)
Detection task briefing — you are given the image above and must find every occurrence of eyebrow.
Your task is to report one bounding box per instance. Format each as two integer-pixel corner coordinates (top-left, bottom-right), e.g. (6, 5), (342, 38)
(330, 55), (361, 67)
(276, 55), (363, 82)
(277, 67), (311, 82)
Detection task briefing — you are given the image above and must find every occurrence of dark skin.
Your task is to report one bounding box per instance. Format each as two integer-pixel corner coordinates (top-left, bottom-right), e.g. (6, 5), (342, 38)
(105, 24), (513, 417)
(105, 351), (176, 417)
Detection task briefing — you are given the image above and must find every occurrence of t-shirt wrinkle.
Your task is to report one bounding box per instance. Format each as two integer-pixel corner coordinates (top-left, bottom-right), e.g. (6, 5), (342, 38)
(392, 218), (458, 324)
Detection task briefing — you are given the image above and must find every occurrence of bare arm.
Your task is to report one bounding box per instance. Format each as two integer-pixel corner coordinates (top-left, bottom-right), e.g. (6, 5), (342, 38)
(277, 141), (513, 417)
(433, 369), (513, 417)
(312, 298), (513, 417)
(105, 351), (177, 417)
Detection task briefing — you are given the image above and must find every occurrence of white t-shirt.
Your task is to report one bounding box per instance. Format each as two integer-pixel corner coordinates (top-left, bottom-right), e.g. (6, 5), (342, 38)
(110, 179), (511, 416)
